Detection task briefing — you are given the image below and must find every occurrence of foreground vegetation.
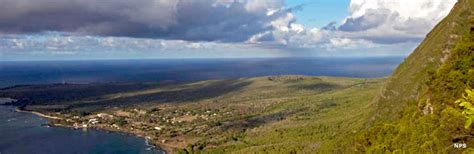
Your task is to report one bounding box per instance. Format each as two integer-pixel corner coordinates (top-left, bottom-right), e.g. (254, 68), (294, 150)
(0, 76), (384, 152)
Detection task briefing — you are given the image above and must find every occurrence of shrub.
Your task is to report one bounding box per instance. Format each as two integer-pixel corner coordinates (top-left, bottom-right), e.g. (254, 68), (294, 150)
(455, 88), (474, 129)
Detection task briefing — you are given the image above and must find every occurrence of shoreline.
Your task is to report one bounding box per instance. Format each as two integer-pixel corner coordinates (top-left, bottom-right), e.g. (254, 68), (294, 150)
(15, 108), (63, 120)
(13, 107), (172, 153)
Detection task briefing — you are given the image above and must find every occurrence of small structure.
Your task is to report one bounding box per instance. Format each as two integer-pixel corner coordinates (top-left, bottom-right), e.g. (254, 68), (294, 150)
(88, 118), (99, 125)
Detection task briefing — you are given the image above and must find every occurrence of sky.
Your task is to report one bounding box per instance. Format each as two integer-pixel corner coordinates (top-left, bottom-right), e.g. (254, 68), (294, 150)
(0, 0), (457, 61)
(286, 0), (350, 28)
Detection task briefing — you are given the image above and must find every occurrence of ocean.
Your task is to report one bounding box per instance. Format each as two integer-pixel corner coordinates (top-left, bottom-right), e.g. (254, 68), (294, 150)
(0, 57), (403, 88)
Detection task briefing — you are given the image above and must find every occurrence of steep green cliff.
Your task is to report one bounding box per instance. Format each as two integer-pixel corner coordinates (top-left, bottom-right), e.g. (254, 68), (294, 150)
(357, 0), (474, 152)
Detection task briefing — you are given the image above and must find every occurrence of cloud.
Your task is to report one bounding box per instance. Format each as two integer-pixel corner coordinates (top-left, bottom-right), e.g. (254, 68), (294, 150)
(325, 38), (375, 50)
(0, 32), (272, 55)
(0, 0), (460, 59)
(0, 32), (292, 61)
(246, 0), (457, 51)
(0, 0), (289, 42)
(337, 0), (457, 44)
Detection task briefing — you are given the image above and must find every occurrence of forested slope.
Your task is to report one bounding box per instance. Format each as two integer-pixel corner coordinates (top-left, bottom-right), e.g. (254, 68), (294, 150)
(355, 0), (474, 152)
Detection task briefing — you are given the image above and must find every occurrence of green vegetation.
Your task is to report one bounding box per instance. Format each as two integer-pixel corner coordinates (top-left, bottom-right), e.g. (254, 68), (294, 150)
(456, 88), (474, 129)
(0, 76), (384, 152)
(354, 0), (474, 152)
(193, 78), (383, 153)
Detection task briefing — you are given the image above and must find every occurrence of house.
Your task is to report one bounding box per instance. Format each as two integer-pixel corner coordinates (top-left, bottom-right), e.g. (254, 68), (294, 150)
(88, 118), (99, 125)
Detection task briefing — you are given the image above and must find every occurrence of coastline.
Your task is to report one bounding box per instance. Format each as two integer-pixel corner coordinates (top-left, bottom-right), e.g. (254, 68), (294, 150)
(15, 108), (63, 120)
(13, 107), (172, 153)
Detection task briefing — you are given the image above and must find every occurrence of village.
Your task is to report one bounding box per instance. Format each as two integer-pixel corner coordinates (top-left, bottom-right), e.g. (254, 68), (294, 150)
(48, 104), (238, 150)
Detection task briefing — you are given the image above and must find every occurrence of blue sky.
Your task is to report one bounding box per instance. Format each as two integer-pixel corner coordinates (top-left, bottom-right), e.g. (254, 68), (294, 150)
(0, 0), (457, 61)
(286, 0), (350, 28)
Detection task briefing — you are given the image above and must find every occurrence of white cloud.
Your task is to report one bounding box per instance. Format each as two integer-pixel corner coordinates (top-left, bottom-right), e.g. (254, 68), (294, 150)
(349, 0), (455, 20)
(339, 0), (457, 43)
(245, 0), (457, 52)
(0, 33), (267, 55)
(325, 38), (376, 50)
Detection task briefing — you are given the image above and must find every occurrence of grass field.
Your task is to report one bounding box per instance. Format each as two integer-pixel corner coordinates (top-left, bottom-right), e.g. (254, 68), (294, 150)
(0, 76), (384, 152)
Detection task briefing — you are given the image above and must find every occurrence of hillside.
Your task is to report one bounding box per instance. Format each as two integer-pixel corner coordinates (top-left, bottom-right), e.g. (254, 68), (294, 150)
(0, 76), (384, 152)
(356, 0), (474, 152)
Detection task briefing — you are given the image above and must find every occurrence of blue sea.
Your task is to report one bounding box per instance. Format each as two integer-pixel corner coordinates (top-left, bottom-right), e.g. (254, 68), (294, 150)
(0, 57), (403, 88)
(0, 57), (404, 153)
